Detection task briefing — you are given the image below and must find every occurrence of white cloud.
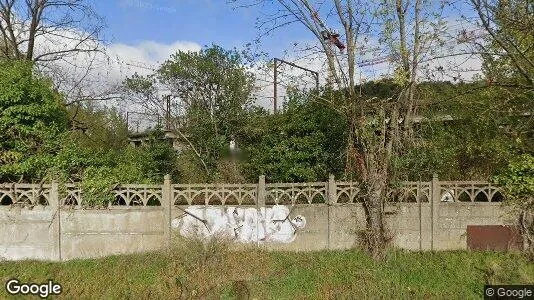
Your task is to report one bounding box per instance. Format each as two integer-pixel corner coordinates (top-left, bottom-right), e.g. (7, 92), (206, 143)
(96, 40), (201, 129)
(108, 40), (201, 75)
(37, 15), (485, 117)
(87, 40), (202, 91)
(39, 38), (201, 100)
(33, 35), (201, 131)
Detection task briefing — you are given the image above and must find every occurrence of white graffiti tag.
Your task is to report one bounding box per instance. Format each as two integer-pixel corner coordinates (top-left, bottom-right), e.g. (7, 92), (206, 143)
(171, 205), (306, 243)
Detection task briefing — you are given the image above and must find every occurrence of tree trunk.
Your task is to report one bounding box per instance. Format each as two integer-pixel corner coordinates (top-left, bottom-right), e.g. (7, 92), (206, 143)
(345, 113), (360, 179)
(344, 96), (389, 258)
(362, 170), (388, 259)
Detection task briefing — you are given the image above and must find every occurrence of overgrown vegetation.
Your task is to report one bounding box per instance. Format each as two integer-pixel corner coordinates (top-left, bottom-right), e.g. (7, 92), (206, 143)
(124, 45), (255, 182)
(494, 154), (534, 255)
(395, 83), (534, 180)
(0, 241), (533, 299)
(0, 60), (178, 205)
(0, 60), (69, 181)
(1, 0), (533, 259)
(241, 90), (347, 183)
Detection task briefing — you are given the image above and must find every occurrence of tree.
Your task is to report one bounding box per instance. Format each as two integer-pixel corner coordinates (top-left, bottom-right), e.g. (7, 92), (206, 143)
(395, 81), (533, 180)
(494, 154), (534, 255)
(0, 59), (177, 207)
(468, 0), (534, 254)
(234, 0), (448, 258)
(468, 0), (534, 151)
(124, 45), (255, 181)
(0, 0), (117, 106)
(78, 130), (178, 206)
(68, 103), (129, 152)
(0, 59), (69, 182)
(0, 35), (10, 58)
(0, 0), (103, 62)
(469, 0), (534, 89)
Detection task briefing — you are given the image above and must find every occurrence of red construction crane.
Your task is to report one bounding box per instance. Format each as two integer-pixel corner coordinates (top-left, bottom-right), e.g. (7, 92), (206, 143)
(311, 11), (346, 52)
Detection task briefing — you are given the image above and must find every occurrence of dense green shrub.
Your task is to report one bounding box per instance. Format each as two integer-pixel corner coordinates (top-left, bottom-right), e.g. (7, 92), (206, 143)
(0, 60), (176, 205)
(494, 154), (534, 204)
(494, 154), (534, 253)
(241, 90), (346, 182)
(0, 59), (69, 182)
(77, 131), (178, 206)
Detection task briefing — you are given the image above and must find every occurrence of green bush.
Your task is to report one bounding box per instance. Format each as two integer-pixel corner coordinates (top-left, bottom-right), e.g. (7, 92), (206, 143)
(0, 59), (69, 182)
(78, 136), (178, 206)
(241, 91), (346, 183)
(494, 154), (534, 253)
(495, 154), (534, 204)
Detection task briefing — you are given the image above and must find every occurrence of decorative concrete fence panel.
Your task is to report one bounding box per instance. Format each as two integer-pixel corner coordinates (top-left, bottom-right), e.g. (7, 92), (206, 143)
(0, 175), (516, 261)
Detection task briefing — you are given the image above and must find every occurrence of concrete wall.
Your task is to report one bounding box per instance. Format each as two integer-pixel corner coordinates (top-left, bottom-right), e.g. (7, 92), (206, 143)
(435, 202), (512, 250)
(258, 202), (513, 252)
(0, 199), (514, 261)
(0, 206), (58, 260)
(0, 207), (166, 261)
(60, 208), (165, 260)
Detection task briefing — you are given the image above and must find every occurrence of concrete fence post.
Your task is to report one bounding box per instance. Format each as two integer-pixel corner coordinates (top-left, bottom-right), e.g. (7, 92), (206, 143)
(163, 175), (172, 250)
(257, 175), (266, 207)
(328, 174), (337, 204)
(431, 174), (440, 251)
(257, 175), (266, 247)
(327, 174), (336, 250)
(50, 181), (62, 261)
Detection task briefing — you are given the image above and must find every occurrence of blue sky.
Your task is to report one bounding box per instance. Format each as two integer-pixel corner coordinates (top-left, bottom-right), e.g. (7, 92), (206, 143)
(91, 1), (477, 72)
(93, 0), (305, 57)
(88, 1), (481, 105)
(79, 1), (482, 118)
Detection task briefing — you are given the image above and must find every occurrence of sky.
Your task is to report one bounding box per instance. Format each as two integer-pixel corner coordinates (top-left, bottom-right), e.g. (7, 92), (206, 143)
(25, 0), (483, 129)
(89, 0), (482, 81)
(91, 0), (478, 59)
(93, 0), (303, 62)
(74, 0), (482, 126)
(97, 1), (253, 47)
(87, 0), (332, 115)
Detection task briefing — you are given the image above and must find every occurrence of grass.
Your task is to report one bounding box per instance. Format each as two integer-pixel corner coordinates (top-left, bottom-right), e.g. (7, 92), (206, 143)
(1, 240), (533, 299)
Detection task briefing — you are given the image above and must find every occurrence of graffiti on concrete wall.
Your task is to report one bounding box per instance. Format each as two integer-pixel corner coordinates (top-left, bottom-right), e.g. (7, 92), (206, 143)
(171, 205), (306, 243)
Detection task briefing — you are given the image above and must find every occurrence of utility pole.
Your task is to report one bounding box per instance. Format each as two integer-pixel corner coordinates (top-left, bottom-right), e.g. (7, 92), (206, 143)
(164, 94), (171, 131)
(273, 58), (320, 113)
(274, 58), (278, 113)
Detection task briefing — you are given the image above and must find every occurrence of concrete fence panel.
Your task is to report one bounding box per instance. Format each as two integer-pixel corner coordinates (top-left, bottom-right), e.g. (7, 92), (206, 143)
(0, 175), (517, 261)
